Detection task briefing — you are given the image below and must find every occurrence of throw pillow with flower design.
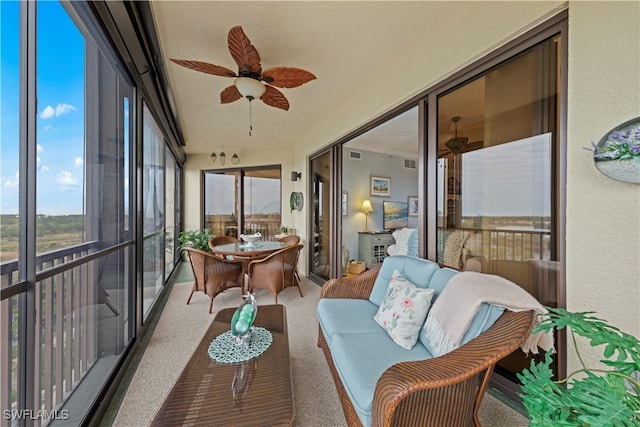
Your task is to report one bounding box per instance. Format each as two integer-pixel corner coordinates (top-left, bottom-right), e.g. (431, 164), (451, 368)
(373, 269), (435, 349)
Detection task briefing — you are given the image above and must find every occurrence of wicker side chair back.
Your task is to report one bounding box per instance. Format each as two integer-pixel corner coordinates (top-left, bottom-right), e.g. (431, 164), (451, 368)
(248, 244), (304, 304)
(183, 247), (244, 313)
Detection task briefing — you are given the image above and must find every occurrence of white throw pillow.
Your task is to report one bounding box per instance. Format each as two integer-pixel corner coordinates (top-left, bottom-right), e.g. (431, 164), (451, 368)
(443, 230), (469, 269)
(391, 228), (414, 256)
(373, 269), (435, 349)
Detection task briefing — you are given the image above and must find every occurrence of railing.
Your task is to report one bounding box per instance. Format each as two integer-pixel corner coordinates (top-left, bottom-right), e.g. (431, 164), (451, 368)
(204, 218), (283, 241)
(455, 226), (552, 262)
(0, 241), (111, 421)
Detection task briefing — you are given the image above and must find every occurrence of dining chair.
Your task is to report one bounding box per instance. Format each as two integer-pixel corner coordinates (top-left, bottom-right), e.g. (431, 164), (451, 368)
(278, 234), (300, 246)
(247, 244), (304, 304)
(184, 247), (245, 313)
(208, 235), (240, 251)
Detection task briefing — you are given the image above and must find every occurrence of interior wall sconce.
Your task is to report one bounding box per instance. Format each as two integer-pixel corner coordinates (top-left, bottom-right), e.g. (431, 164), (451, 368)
(360, 199), (373, 233)
(210, 151), (240, 166)
(291, 171), (302, 181)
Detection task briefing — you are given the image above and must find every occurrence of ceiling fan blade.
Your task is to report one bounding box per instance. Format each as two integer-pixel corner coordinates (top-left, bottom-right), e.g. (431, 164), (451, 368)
(220, 85), (243, 104)
(170, 59), (237, 77)
(227, 26), (262, 74)
(260, 85), (289, 111)
(462, 140), (483, 153)
(262, 67), (316, 88)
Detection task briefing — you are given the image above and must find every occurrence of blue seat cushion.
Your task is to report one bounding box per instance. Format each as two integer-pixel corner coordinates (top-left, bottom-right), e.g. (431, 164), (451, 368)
(330, 331), (434, 426)
(317, 299), (380, 346)
(369, 256), (441, 306)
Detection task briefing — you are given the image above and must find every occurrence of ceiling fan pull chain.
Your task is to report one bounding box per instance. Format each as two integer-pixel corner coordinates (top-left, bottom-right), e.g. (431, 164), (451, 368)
(249, 100), (253, 136)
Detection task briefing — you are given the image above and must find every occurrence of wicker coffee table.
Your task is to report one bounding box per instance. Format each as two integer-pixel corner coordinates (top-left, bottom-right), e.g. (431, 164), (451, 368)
(151, 304), (293, 426)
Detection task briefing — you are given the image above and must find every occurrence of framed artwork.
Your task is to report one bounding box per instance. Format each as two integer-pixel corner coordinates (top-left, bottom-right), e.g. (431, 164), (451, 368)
(408, 196), (419, 216)
(370, 175), (391, 197)
(342, 193), (348, 216)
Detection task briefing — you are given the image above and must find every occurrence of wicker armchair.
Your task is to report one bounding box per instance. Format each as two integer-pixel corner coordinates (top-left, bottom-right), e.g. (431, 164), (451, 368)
(184, 247), (244, 313)
(278, 234), (300, 246)
(247, 244), (304, 304)
(208, 235), (240, 251)
(317, 266), (536, 427)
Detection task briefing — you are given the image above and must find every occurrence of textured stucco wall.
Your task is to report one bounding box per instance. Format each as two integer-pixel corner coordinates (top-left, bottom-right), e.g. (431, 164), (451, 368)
(565, 2), (640, 353)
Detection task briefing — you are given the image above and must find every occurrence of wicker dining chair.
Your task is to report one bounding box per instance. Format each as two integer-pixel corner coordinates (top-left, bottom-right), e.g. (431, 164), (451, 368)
(183, 247), (245, 313)
(208, 235), (240, 251)
(247, 244), (304, 304)
(278, 234), (300, 246)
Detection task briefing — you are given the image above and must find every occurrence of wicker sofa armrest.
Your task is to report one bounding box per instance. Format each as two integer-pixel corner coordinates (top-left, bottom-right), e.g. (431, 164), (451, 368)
(320, 265), (382, 300)
(371, 310), (536, 427)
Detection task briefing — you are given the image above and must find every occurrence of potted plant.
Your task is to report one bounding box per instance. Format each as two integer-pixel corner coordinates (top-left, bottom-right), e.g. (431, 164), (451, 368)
(178, 229), (213, 253)
(278, 225), (290, 235)
(518, 307), (640, 425)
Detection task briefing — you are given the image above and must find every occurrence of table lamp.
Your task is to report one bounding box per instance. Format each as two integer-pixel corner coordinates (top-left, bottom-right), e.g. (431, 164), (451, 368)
(360, 199), (373, 232)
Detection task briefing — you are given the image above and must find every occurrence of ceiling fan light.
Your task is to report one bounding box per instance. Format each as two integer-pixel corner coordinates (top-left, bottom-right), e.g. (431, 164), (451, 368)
(445, 138), (468, 151)
(234, 77), (266, 100)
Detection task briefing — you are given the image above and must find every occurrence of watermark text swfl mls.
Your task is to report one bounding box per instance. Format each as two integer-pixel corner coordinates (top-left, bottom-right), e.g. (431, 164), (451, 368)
(3, 409), (69, 421)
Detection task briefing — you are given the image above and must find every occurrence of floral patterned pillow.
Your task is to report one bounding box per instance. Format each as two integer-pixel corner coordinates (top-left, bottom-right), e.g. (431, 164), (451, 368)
(373, 269), (435, 350)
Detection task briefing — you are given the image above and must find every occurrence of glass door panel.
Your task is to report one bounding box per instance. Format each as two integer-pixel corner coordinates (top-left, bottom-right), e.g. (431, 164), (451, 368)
(243, 168), (282, 240)
(205, 172), (238, 237)
(310, 152), (332, 280)
(436, 36), (562, 382)
(204, 167), (281, 240)
(342, 107), (420, 275)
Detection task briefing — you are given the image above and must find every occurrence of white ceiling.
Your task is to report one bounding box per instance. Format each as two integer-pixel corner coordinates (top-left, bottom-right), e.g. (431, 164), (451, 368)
(150, 1), (493, 156)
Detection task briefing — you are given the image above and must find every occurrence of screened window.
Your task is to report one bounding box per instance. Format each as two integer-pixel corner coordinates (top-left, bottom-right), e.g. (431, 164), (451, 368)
(1, 1), (135, 422)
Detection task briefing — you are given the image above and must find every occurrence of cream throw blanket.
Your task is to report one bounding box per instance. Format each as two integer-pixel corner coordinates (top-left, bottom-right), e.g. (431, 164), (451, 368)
(423, 271), (554, 357)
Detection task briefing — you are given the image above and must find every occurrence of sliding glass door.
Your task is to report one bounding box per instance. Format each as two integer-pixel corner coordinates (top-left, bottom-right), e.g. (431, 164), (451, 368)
(436, 35), (562, 383)
(309, 151), (332, 281)
(203, 166), (282, 240)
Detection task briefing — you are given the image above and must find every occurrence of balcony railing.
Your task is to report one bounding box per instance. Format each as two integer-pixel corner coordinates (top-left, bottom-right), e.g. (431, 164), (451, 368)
(1, 241), (125, 421)
(455, 226), (552, 262)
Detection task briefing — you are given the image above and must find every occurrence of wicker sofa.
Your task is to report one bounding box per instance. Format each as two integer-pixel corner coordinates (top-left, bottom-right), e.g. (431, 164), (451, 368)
(317, 255), (536, 427)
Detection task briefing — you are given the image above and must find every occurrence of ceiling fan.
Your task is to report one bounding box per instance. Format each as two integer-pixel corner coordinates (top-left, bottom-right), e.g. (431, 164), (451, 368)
(439, 116), (483, 156)
(170, 26), (316, 111)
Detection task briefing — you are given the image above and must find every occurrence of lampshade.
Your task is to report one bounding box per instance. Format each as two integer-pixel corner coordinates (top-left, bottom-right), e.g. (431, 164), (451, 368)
(360, 199), (373, 213)
(234, 77), (266, 100)
(231, 153), (240, 164)
(210, 152), (217, 162)
(219, 151), (226, 166)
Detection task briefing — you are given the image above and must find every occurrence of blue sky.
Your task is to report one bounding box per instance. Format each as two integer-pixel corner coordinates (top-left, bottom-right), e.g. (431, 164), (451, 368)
(1, 1), (85, 215)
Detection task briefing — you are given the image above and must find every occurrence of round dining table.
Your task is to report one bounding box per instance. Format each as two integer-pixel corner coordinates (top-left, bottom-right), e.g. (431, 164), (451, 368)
(210, 240), (288, 260)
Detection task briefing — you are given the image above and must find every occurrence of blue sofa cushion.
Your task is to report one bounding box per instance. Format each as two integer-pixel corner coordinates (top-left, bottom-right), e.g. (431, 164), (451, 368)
(369, 256), (440, 306)
(317, 299), (380, 346)
(330, 331), (434, 426)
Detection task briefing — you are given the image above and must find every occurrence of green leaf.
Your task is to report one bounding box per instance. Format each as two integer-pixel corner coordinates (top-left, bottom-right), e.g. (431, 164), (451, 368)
(520, 308), (640, 426)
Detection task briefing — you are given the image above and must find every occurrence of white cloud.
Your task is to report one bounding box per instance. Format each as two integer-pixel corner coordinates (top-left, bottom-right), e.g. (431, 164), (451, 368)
(74, 157), (83, 167)
(41, 165), (50, 172)
(56, 171), (79, 189)
(39, 103), (77, 120)
(4, 172), (19, 188)
(40, 106), (55, 119)
(37, 144), (43, 153)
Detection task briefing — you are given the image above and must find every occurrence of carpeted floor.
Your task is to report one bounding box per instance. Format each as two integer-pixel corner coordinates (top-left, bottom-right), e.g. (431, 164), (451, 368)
(108, 269), (529, 426)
